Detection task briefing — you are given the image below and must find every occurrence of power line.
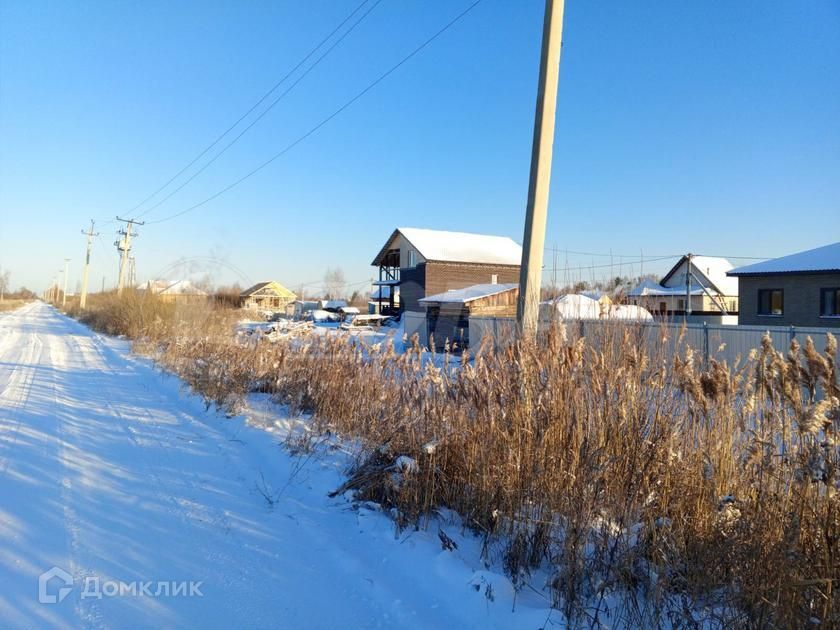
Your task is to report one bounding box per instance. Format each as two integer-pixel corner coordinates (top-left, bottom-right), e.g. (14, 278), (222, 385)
(90, 1), (375, 229)
(144, 0), (486, 226)
(541, 254), (679, 274)
(545, 245), (771, 262)
(544, 245), (681, 259)
(134, 0), (382, 221)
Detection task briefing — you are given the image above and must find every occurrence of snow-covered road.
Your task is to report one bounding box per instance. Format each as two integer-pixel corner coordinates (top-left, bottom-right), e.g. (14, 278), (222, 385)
(0, 302), (552, 629)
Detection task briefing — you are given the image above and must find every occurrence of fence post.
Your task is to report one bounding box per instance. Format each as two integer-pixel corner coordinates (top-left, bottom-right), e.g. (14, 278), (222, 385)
(703, 321), (709, 365)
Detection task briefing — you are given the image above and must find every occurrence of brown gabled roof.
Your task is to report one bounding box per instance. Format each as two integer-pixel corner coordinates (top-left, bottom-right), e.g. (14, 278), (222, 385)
(240, 281), (296, 298)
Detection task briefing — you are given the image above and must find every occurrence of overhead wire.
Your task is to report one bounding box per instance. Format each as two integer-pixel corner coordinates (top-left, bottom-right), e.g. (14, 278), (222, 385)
(88, 0), (375, 229)
(143, 0), (487, 226)
(134, 0), (383, 221)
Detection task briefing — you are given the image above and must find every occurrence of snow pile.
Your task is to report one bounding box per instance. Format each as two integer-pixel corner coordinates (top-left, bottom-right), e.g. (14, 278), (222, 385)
(547, 294), (653, 321)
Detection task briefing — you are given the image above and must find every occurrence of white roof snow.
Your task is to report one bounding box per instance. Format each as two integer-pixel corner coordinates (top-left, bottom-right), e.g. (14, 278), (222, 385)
(661, 256), (737, 296)
(549, 294), (601, 319)
(143, 279), (207, 295)
(371, 285), (399, 300)
(546, 294), (653, 321)
(420, 283), (518, 305)
(628, 278), (705, 297)
(728, 242), (840, 276)
(397, 227), (522, 266)
(689, 256), (738, 295)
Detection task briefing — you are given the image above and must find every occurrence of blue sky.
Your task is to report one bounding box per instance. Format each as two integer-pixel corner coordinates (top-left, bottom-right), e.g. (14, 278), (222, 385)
(1, 0), (838, 294)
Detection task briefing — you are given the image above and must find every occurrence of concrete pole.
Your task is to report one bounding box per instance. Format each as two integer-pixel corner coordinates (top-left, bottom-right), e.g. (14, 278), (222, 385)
(516, 0), (565, 337)
(62, 258), (70, 308)
(116, 217), (143, 295)
(685, 253), (693, 317)
(80, 220), (98, 310)
(117, 228), (130, 295)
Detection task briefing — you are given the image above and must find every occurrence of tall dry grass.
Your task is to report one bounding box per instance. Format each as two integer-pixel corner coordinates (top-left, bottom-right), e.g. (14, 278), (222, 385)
(70, 294), (840, 625)
(0, 299), (30, 313)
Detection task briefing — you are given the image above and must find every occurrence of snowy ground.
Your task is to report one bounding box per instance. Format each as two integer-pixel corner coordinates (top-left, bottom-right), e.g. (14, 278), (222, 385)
(0, 302), (556, 629)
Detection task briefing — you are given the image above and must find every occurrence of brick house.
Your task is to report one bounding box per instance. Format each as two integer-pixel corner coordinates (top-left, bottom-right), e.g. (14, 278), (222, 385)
(727, 242), (840, 328)
(371, 227), (522, 341)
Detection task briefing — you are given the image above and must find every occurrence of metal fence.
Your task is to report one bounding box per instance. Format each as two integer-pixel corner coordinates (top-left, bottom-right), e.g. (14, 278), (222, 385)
(469, 316), (839, 365)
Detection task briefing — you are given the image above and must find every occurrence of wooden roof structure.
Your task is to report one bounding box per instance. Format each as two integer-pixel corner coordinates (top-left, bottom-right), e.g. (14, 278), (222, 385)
(240, 281), (296, 299)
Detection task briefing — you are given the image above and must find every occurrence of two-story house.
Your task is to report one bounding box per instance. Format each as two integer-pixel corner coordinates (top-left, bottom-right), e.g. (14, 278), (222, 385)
(371, 227), (522, 340)
(628, 254), (739, 317)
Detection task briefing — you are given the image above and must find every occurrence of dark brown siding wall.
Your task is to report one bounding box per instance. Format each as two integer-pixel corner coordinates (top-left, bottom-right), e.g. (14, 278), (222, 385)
(737, 273), (840, 328)
(399, 262), (520, 313)
(400, 264), (427, 312)
(426, 305), (470, 351)
(424, 262), (520, 298)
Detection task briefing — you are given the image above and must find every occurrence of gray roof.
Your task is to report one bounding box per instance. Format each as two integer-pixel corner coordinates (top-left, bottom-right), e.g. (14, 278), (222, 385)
(727, 242), (840, 276)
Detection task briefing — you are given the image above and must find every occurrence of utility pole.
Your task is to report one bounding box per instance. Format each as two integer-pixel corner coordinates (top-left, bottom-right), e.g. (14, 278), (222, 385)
(62, 258), (70, 308)
(685, 253), (693, 317)
(115, 217), (144, 294)
(80, 220), (99, 310)
(516, 0), (565, 337)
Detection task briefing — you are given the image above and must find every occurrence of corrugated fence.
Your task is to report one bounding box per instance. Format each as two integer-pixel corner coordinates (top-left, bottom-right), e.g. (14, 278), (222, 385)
(469, 316), (839, 365)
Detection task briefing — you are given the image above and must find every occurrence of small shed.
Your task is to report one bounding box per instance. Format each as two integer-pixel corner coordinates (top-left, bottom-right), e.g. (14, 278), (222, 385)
(240, 281), (296, 311)
(419, 283), (518, 350)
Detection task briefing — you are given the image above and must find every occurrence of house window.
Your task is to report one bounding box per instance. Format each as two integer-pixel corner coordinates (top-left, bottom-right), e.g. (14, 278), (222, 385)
(491, 274), (498, 285)
(659, 302), (666, 313)
(407, 249), (417, 268)
(758, 289), (783, 316)
(677, 299), (684, 311)
(821, 288), (840, 317)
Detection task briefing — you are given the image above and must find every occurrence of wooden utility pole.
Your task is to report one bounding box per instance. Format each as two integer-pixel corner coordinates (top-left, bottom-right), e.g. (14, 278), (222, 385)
(79, 220), (99, 310)
(62, 258), (70, 308)
(115, 217), (144, 294)
(516, 0), (566, 337)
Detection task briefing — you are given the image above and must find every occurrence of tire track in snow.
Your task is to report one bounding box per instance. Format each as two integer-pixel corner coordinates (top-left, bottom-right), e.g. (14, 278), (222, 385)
(58, 329), (257, 614)
(0, 330), (41, 480)
(46, 332), (104, 629)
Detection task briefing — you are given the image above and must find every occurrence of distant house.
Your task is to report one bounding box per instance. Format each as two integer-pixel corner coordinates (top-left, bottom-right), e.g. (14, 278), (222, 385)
(727, 242), (840, 328)
(371, 227), (522, 339)
(240, 281), (296, 312)
(142, 279), (208, 303)
(419, 283), (519, 351)
(628, 255), (738, 317)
